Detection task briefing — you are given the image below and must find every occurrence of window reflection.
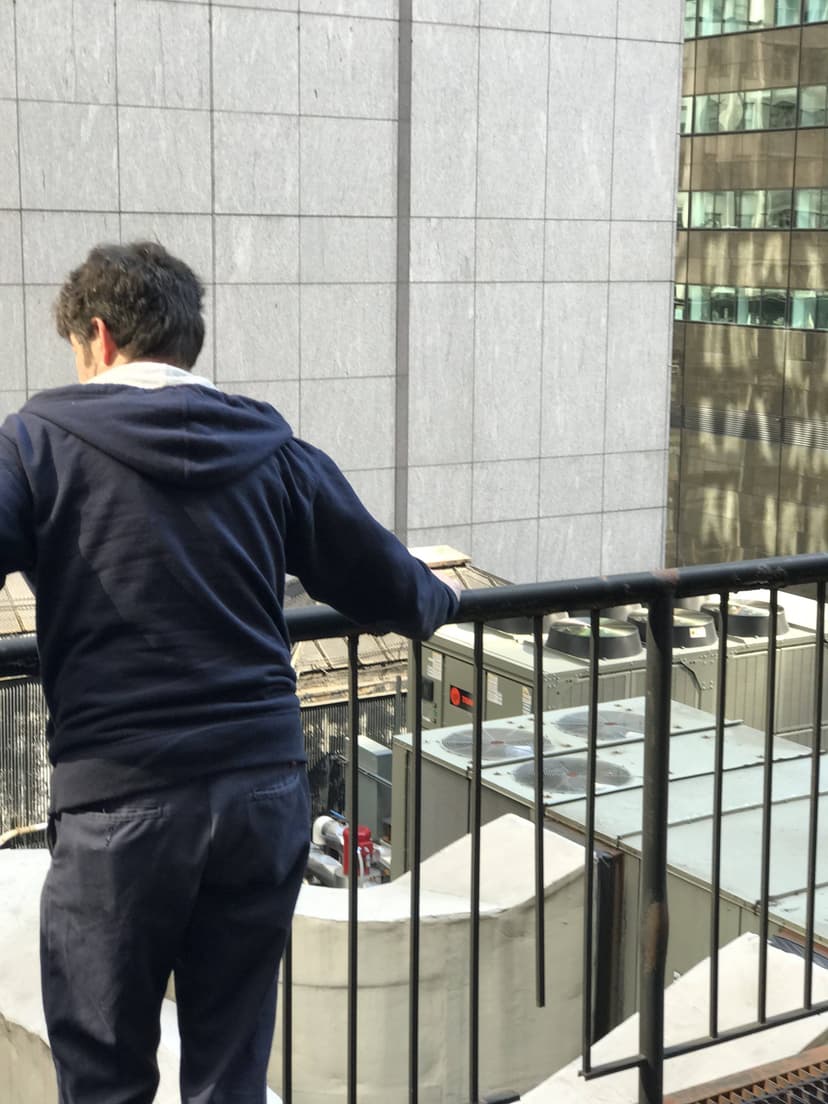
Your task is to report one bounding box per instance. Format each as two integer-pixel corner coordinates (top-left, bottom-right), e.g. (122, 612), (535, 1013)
(677, 192), (690, 228)
(685, 86), (804, 133)
(805, 0), (828, 21)
(686, 187), (796, 228)
(799, 84), (828, 126)
(680, 285), (828, 330)
(689, 0), (802, 35)
(794, 187), (828, 227)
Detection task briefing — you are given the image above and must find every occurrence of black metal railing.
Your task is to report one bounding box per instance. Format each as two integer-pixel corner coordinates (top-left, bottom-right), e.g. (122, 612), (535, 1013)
(3, 552), (828, 1103)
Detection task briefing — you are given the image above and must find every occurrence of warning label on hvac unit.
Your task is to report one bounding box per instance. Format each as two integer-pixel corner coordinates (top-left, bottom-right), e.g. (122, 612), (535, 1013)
(487, 673), (503, 706)
(449, 685), (474, 712)
(426, 652), (443, 681)
(522, 686), (533, 715)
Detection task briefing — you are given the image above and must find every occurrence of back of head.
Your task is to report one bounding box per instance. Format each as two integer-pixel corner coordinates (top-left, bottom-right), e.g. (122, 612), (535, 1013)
(55, 241), (205, 369)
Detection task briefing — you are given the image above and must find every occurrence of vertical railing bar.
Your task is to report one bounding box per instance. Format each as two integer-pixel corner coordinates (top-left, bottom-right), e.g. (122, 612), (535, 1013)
(347, 634), (360, 1104)
(581, 607), (601, 1074)
(469, 622), (484, 1104)
(708, 592), (729, 1039)
(533, 614), (546, 1009)
(804, 579), (825, 1009)
(757, 589), (778, 1024)
(282, 932), (293, 1104)
(409, 640), (424, 1103)
(639, 591), (673, 1104)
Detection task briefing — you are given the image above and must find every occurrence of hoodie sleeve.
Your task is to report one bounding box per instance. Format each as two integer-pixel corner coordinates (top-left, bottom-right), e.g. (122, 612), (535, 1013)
(0, 423), (36, 588)
(279, 440), (459, 639)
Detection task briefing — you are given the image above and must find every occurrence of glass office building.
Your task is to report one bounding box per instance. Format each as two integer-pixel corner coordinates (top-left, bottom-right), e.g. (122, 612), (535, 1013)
(671, 1), (828, 564)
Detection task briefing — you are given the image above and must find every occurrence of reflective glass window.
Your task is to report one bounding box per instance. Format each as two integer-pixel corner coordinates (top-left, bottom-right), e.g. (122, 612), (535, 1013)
(791, 289), (818, 328)
(805, 0), (828, 20)
(799, 84), (828, 126)
(719, 91), (746, 131)
(675, 284), (687, 321)
(695, 94), (720, 133)
(685, 0), (698, 36)
(688, 285), (712, 321)
(769, 87), (797, 129)
(738, 287), (761, 324)
(766, 188), (794, 227)
(737, 189), (764, 228)
(681, 96), (693, 134)
(761, 289), (788, 326)
(817, 293), (828, 330)
(677, 192), (690, 228)
(775, 0), (802, 22)
(723, 0), (750, 29)
(794, 187), (823, 227)
(711, 286), (737, 322)
(691, 190), (723, 227)
(699, 0), (725, 33)
(744, 88), (772, 130)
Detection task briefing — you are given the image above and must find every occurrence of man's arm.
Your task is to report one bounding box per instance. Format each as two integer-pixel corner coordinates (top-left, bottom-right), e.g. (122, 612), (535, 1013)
(0, 426), (36, 588)
(279, 440), (458, 639)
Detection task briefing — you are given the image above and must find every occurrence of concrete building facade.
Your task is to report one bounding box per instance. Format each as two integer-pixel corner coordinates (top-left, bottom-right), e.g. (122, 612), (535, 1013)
(0, 0), (683, 583)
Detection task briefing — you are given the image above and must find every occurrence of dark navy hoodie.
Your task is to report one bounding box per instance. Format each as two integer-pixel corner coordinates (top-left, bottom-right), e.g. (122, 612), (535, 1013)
(0, 380), (458, 812)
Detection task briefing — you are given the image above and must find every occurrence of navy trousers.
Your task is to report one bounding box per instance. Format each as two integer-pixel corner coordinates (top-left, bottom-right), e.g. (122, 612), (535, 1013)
(40, 764), (310, 1104)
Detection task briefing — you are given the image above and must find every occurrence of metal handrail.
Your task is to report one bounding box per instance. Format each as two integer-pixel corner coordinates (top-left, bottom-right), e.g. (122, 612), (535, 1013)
(3, 550), (828, 1104)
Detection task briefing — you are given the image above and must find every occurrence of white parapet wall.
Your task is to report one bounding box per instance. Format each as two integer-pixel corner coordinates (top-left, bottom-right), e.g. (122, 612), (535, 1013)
(523, 932), (828, 1103)
(271, 814), (585, 1103)
(0, 816), (584, 1103)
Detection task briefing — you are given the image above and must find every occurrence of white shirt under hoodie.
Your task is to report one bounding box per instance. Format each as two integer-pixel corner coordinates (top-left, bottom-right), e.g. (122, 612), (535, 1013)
(86, 361), (217, 390)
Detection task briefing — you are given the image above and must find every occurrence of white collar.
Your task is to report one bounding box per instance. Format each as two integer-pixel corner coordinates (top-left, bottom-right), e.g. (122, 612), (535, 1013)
(85, 361), (217, 390)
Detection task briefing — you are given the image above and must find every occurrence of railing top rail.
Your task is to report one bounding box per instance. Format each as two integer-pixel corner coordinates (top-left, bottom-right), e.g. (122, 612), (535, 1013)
(3, 553), (828, 675)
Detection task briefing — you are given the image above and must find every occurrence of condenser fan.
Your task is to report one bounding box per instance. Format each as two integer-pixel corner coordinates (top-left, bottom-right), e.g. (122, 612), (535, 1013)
(628, 608), (718, 648)
(441, 725), (554, 761)
(555, 709), (645, 742)
(513, 756), (632, 794)
(701, 600), (788, 638)
(546, 618), (642, 660)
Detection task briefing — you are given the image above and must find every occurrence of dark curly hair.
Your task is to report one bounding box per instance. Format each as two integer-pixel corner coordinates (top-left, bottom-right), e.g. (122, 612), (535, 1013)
(55, 241), (205, 369)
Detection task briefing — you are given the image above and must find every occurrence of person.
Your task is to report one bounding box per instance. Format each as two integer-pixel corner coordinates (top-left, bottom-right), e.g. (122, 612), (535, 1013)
(0, 241), (459, 1103)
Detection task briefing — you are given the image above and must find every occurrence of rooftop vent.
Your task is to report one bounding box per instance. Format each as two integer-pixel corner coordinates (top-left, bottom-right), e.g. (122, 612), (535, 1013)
(512, 755), (632, 794)
(441, 725), (554, 761)
(545, 617), (642, 661)
(554, 708), (645, 742)
(628, 608), (718, 648)
(701, 599), (789, 638)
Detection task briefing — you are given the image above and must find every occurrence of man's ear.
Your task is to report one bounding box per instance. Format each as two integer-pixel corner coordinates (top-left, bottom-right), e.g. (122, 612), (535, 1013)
(90, 317), (120, 367)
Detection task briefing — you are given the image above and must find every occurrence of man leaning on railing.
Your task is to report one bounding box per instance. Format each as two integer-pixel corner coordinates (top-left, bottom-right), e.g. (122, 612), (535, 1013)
(0, 241), (459, 1104)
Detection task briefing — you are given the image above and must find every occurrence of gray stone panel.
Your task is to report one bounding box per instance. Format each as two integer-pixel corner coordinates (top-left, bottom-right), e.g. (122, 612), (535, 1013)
(473, 283), (542, 461)
(476, 220), (544, 282)
(300, 376), (395, 470)
(601, 507), (665, 573)
(408, 524), (473, 553)
(611, 40), (682, 222)
(609, 221), (676, 282)
(538, 513), (603, 580)
(214, 113), (299, 215)
(0, 101), (18, 208)
(618, 0), (683, 42)
(0, 391), (27, 420)
(548, 0), (617, 36)
(472, 518), (539, 584)
(603, 450), (667, 511)
(606, 282), (672, 453)
(300, 117), (396, 216)
(22, 212), (120, 284)
(214, 285), (300, 382)
(116, 0), (210, 110)
(480, 0), (549, 32)
(408, 284), (474, 467)
(410, 218), (475, 282)
(477, 29), (548, 219)
(0, 0), (15, 100)
(341, 467), (395, 530)
(408, 464), (472, 529)
(0, 213), (22, 284)
(544, 221), (610, 283)
(213, 7), (298, 114)
(301, 0), (396, 14)
(119, 107), (211, 214)
(20, 103), (118, 210)
(25, 284), (69, 393)
(546, 35), (616, 220)
(300, 14), (397, 118)
(0, 286), (25, 391)
(410, 24), (478, 218)
(412, 0), (479, 23)
(214, 216), (299, 284)
(300, 217), (396, 282)
(119, 214), (214, 280)
(472, 459), (540, 523)
(539, 455), (604, 517)
(541, 283), (607, 457)
(16, 0), (115, 103)
(301, 284), (395, 379)
(214, 0), (297, 7)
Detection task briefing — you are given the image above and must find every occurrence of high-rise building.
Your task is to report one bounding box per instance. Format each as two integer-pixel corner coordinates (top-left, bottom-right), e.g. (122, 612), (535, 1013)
(671, 0), (828, 565)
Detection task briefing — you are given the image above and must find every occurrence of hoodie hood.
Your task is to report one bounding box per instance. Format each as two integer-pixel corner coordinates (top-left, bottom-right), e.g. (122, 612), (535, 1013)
(20, 383), (293, 487)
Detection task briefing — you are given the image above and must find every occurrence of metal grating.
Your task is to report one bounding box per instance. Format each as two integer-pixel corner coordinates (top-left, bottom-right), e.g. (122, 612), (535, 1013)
(665, 1049), (828, 1104)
